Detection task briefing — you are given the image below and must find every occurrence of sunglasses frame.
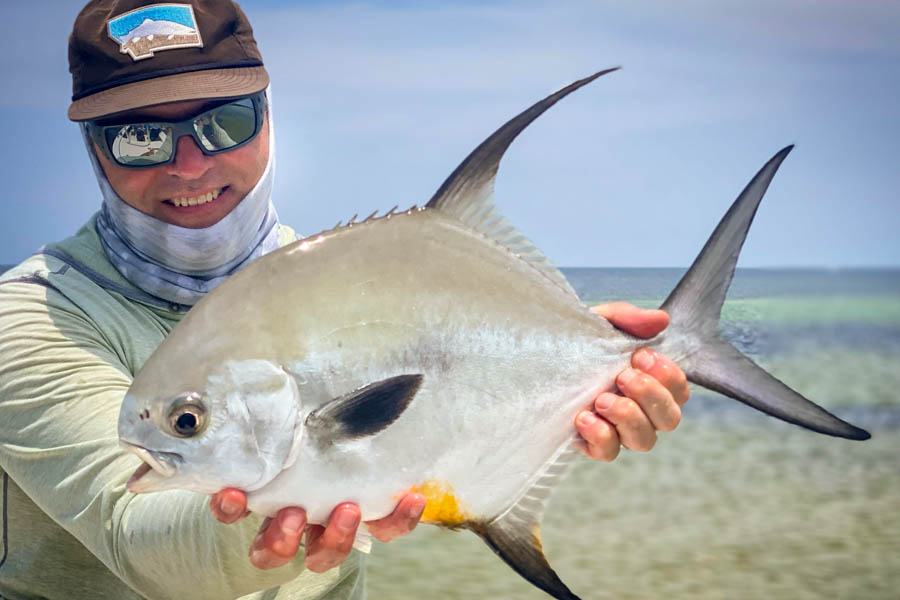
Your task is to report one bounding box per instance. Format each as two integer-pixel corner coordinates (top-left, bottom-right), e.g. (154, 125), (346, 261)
(86, 92), (267, 169)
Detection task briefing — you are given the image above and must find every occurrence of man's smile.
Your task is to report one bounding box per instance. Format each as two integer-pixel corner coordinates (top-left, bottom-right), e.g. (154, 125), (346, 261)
(154, 185), (240, 228)
(167, 186), (224, 208)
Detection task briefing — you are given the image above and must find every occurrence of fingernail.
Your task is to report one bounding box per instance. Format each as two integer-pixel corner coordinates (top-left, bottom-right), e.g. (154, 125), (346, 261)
(594, 393), (615, 411)
(618, 368), (637, 387)
(250, 532), (264, 552)
(408, 503), (425, 521)
(249, 548), (266, 566)
(634, 348), (655, 371)
(282, 513), (304, 535)
(336, 509), (360, 533)
(577, 411), (597, 427)
(221, 497), (242, 516)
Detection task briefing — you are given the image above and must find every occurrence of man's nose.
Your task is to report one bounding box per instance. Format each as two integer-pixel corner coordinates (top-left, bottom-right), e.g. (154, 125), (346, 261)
(165, 134), (212, 179)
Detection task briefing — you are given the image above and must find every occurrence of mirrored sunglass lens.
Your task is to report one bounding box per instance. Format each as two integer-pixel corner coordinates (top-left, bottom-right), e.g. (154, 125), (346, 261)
(195, 99), (257, 152)
(107, 124), (174, 166)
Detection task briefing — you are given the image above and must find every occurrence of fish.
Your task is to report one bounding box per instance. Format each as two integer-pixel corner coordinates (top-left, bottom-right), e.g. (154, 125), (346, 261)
(118, 68), (870, 600)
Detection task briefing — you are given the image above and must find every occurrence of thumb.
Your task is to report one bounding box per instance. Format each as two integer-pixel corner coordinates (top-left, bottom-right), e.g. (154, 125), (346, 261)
(591, 302), (670, 339)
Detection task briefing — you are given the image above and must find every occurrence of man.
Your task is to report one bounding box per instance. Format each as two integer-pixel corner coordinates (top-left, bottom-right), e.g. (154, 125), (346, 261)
(0, 1), (688, 598)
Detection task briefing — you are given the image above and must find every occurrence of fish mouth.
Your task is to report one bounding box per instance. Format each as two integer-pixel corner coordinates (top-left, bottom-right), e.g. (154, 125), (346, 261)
(120, 440), (183, 493)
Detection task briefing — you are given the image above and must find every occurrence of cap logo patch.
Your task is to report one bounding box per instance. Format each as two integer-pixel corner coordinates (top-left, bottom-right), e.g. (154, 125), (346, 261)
(107, 4), (203, 61)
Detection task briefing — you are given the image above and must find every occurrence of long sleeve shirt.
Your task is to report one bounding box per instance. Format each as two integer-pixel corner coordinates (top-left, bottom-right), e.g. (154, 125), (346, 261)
(0, 215), (363, 600)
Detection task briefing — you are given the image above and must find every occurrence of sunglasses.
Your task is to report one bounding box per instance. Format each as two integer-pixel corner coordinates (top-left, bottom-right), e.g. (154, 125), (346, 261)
(87, 92), (266, 168)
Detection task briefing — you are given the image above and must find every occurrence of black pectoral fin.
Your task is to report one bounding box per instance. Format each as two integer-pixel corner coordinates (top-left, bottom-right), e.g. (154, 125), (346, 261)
(306, 374), (423, 443)
(472, 520), (581, 600)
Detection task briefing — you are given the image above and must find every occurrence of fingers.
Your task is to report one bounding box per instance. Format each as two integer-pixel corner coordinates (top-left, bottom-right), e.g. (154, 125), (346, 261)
(591, 302), (670, 339)
(245, 499), (421, 572)
(578, 299), (689, 460)
(592, 391), (658, 451)
(248, 507), (307, 570)
(210, 488), (250, 524)
(581, 348), (688, 455)
(613, 366), (681, 436)
(304, 503), (361, 573)
(605, 348), (685, 444)
(574, 410), (620, 461)
(632, 347), (690, 407)
(365, 493), (426, 543)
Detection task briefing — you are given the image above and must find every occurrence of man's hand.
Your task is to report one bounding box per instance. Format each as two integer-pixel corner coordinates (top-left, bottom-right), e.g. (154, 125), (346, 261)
(575, 302), (690, 461)
(209, 489), (426, 571)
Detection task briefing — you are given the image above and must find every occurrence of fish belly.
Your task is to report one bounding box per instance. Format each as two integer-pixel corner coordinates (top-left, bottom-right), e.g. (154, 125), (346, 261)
(249, 326), (630, 526)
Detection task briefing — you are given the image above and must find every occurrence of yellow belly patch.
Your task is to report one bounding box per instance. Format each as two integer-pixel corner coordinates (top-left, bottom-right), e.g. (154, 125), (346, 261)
(410, 479), (470, 528)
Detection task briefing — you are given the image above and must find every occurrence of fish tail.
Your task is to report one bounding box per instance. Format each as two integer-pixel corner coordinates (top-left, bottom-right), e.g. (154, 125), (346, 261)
(658, 146), (869, 440)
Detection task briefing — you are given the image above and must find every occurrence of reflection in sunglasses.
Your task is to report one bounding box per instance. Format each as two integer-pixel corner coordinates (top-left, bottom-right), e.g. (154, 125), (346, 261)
(88, 92), (265, 168)
(114, 126), (172, 159)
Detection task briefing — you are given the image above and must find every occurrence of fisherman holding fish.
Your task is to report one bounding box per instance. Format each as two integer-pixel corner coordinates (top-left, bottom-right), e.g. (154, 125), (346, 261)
(0, 1), (691, 599)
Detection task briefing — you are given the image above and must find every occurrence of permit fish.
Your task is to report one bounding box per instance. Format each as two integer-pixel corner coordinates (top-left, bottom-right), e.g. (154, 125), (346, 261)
(118, 69), (870, 600)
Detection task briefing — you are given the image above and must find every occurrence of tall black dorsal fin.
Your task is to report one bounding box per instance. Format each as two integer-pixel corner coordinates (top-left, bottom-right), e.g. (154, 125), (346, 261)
(305, 374), (423, 444)
(426, 69), (620, 299)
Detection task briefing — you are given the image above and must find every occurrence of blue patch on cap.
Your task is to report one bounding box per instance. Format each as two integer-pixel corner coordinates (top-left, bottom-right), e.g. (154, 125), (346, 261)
(107, 3), (203, 61)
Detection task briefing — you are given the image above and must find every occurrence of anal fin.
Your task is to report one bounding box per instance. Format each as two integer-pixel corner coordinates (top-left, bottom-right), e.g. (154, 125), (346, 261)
(470, 446), (581, 599)
(352, 527), (373, 554)
(471, 516), (580, 600)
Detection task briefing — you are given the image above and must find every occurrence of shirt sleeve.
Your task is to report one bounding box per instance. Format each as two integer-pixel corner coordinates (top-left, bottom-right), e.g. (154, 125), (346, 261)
(0, 277), (356, 600)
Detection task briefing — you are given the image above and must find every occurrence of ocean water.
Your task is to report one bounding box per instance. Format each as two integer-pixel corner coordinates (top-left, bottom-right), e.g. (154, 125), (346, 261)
(366, 267), (900, 600)
(5, 262), (897, 598)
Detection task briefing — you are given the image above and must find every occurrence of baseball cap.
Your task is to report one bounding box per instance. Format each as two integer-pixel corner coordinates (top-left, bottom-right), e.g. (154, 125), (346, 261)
(68, 0), (269, 121)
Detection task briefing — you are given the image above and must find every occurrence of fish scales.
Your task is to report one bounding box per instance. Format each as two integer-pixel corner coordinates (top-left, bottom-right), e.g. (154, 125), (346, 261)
(119, 70), (869, 600)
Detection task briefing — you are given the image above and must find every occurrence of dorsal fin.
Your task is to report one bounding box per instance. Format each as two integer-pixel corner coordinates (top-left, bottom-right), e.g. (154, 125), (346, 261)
(426, 69), (620, 298)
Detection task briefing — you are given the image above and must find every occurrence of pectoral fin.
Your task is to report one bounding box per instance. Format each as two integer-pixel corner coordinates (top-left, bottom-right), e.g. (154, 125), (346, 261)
(306, 374), (423, 444)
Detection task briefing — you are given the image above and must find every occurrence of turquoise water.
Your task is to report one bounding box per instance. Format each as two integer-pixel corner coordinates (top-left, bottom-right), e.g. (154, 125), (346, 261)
(367, 268), (900, 599)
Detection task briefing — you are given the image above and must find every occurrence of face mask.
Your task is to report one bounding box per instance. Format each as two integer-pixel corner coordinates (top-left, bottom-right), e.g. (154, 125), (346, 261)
(83, 88), (281, 308)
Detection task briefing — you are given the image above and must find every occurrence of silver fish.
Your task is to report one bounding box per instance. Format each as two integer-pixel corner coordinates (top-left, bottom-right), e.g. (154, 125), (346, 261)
(118, 69), (869, 600)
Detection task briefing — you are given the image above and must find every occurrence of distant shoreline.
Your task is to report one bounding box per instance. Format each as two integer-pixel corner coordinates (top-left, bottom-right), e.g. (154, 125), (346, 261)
(3, 263), (898, 273)
(4, 263), (897, 302)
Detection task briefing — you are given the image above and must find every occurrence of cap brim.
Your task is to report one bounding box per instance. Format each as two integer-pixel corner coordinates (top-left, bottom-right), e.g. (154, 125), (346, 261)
(68, 66), (269, 121)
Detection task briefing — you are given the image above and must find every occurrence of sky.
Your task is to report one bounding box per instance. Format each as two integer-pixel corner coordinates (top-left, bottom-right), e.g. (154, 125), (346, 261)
(0, 0), (898, 268)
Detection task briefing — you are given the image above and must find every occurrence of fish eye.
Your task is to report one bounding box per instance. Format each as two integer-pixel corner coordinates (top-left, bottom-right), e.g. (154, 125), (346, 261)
(167, 392), (207, 438)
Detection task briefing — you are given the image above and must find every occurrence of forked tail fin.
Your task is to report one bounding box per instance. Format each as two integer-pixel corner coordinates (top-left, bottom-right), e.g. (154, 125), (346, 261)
(660, 146), (870, 440)
(434, 71), (867, 600)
